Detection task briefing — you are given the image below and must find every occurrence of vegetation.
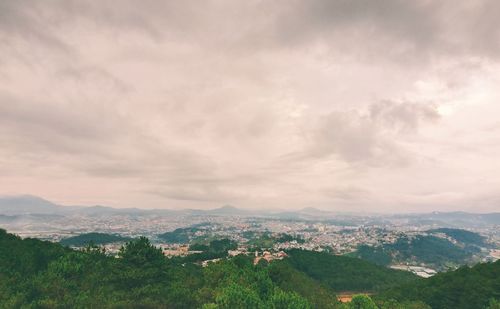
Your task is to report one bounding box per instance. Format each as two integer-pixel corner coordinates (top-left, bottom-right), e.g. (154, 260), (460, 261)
(60, 232), (132, 246)
(378, 260), (500, 309)
(427, 228), (487, 246)
(283, 249), (417, 292)
(180, 238), (238, 262)
(351, 245), (393, 267)
(1, 228), (326, 308)
(354, 235), (481, 270)
(388, 236), (474, 268)
(158, 227), (199, 243)
(1, 228), (498, 308)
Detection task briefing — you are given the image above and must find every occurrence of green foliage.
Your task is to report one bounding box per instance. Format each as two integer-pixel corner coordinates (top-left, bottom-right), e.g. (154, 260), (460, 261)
(269, 289), (311, 309)
(353, 245), (392, 266)
(60, 232), (132, 246)
(119, 237), (165, 266)
(158, 227), (199, 243)
(346, 295), (378, 309)
(378, 260), (500, 309)
(180, 238), (237, 263)
(0, 228), (497, 309)
(284, 249), (417, 292)
(377, 299), (431, 309)
(0, 229), (318, 308)
(215, 283), (263, 308)
(268, 261), (339, 309)
(428, 228), (486, 246)
(486, 299), (500, 309)
(355, 235), (478, 270)
(388, 235), (471, 268)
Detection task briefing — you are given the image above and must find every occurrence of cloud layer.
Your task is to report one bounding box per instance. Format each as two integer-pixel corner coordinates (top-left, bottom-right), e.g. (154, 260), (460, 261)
(1, 0), (500, 212)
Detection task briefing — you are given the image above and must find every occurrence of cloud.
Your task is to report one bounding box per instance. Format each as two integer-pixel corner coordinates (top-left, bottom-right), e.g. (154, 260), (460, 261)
(3, 0), (500, 60)
(1, 1), (500, 211)
(302, 100), (439, 165)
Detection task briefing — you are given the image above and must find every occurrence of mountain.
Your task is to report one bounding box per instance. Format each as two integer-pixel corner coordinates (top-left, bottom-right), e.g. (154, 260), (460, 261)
(2, 195), (500, 228)
(399, 211), (500, 227)
(298, 207), (333, 215)
(0, 195), (176, 216)
(206, 205), (249, 215)
(0, 195), (77, 215)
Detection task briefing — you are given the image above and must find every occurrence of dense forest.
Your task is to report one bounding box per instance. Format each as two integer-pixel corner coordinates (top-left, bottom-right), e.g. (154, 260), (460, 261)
(60, 232), (133, 247)
(283, 249), (416, 292)
(427, 228), (487, 246)
(378, 260), (500, 309)
(352, 233), (483, 270)
(1, 228), (499, 308)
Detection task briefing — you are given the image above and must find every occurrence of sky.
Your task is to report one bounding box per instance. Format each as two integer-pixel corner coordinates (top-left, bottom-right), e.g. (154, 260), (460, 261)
(1, 0), (500, 212)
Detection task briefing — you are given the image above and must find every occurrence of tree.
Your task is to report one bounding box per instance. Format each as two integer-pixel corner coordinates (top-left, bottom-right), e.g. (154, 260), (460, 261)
(215, 283), (263, 309)
(487, 299), (500, 309)
(347, 295), (378, 309)
(118, 237), (164, 266)
(269, 289), (311, 309)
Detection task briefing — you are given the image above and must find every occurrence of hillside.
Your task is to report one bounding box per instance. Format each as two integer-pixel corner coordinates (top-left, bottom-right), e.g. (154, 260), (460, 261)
(378, 260), (500, 309)
(353, 234), (482, 270)
(60, 232), (133, 247)
(158, 227), (198, 243)
(283, 249), (417, 292)
(427, 228), (487, 246)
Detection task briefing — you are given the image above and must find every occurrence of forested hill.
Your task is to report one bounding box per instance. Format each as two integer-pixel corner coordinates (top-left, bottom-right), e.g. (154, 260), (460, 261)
(378, 259), (500, 309)
(353, 234), (483, 270)
(427, 228), (487, 246)
(283, 249), (417, 292)
(60, 232), (132, 246)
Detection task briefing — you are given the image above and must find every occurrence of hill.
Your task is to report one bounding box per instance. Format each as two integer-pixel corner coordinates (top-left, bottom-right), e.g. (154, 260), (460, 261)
(158, 227), (198, 243)
(283, 249), (417, 292)
(378, 260), (500, 309)
(353, 235), (482, 270)
(60, 232), (133, 247)
(427, 228), (487, 246)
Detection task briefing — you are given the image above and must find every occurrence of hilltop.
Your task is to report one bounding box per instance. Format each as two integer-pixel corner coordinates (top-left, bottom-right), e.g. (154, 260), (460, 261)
(60, 232), (133, 247)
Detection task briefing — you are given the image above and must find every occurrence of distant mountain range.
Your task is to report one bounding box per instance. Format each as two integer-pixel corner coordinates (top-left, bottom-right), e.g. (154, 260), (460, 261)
(0, 195), (180, 216)
(1, 195), (499, 227)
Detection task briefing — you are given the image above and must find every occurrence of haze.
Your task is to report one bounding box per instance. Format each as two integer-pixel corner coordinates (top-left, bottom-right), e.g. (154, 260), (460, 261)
(1, 1), (500, 212)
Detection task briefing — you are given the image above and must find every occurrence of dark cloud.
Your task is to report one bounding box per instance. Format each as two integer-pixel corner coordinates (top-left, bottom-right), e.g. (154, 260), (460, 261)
(2, 0), (500, 59)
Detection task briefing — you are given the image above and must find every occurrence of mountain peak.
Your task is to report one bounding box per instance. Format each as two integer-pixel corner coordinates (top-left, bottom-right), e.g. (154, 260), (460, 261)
(299, 207), (327, 214)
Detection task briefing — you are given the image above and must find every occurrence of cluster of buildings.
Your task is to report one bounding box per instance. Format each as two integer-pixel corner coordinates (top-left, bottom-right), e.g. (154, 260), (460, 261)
(390, 265), (437, 278)
(253, 250), (288, 265)
(160, 244), (203, 257)
(5, 211), (499, 277)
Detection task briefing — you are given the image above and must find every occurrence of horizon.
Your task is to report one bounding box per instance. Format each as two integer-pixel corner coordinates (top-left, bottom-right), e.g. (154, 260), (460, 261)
(1, 1), (500, 213)
(1, 194), (499, 215)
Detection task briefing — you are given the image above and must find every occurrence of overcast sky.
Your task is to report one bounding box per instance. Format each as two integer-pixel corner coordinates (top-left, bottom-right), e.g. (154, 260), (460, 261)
(1, 0), (500, 212)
